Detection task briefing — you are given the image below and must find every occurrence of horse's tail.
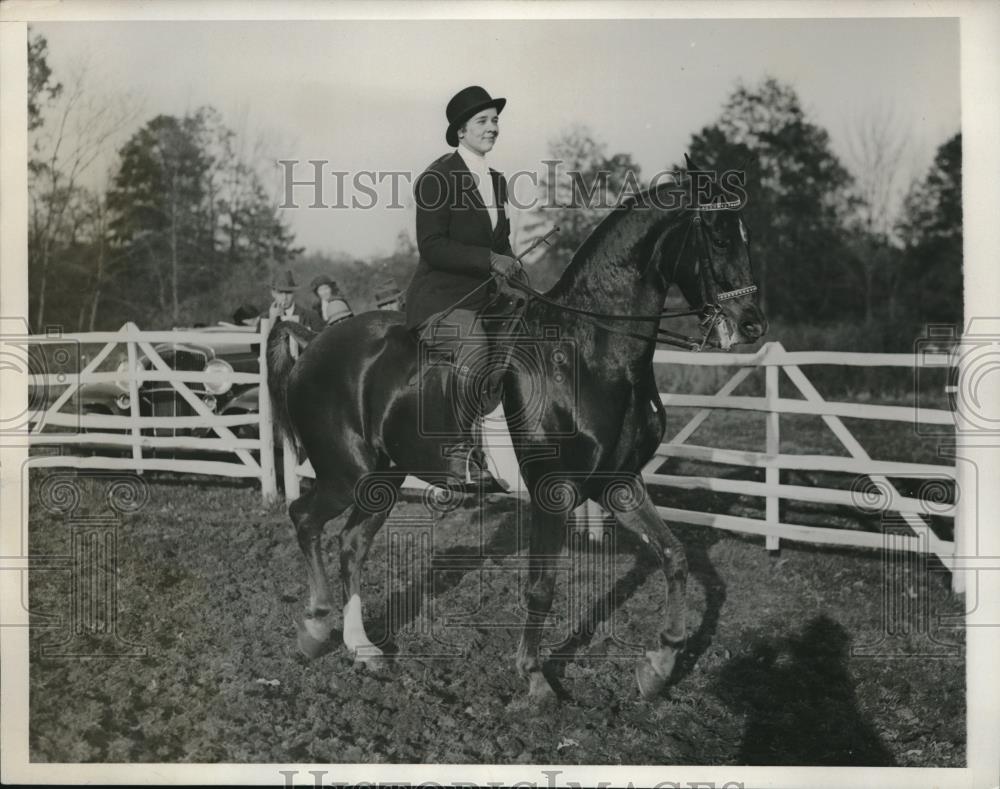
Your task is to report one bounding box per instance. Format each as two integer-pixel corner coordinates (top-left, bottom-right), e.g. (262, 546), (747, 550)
(265, 319), (317, 449)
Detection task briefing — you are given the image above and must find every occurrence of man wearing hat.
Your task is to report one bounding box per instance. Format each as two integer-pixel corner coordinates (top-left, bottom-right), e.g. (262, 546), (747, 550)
(311, 274), (354, 326)
(264, 270), (323, 332)
(403, 85), (521, 486)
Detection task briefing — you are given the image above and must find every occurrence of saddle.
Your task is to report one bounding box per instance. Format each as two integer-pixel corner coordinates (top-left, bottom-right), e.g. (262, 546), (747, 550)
(408, 277), (529, 415)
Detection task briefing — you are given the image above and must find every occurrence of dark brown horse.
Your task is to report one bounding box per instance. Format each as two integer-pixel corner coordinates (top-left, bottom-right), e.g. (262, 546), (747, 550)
(267, 172), (766, 703)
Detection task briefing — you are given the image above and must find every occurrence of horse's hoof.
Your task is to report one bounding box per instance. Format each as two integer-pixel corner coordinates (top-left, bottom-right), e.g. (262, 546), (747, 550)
(636, 647), (677, 699)
(504, 669), (558, 713)
(296, 621), (334, 660)
(351, 644), (388, 672)
(635, 658), (669, 699)
(526, 671), (560, 709)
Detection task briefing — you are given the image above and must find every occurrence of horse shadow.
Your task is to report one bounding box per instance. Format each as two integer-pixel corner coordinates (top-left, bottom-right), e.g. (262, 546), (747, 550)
(711, 614), (896, 765)
(360, 486), (729, 703)
(668, 521), (728, 683)
(542, 517), (727, 696)
(364, 494), (521, 654)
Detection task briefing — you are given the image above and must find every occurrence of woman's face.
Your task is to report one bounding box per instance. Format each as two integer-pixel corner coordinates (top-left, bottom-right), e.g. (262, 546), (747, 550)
(459, 109), (499, 155)
(316, 284), (333, 301)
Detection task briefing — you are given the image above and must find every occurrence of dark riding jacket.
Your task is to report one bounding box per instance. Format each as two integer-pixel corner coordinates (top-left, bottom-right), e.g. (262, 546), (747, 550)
(404, 151), (515, 329)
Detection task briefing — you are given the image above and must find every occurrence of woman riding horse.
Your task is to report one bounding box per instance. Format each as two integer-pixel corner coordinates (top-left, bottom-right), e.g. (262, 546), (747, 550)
(404, 86), (521, 490)
(267, 162), (766, 704)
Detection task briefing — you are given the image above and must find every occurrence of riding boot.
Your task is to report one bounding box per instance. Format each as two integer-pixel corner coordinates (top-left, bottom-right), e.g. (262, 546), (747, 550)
(443, 364), (509, 493)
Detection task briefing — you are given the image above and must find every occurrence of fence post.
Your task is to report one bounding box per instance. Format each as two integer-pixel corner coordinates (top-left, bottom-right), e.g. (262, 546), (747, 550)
(125, 322), (143, 474)
(282, 333), (301, 501)
(765, 344), (781, 551)
(257, 319), (278, 504)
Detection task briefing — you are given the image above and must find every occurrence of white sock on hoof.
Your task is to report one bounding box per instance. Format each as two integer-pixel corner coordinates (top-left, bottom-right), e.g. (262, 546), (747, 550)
(343, 594), (378, 655)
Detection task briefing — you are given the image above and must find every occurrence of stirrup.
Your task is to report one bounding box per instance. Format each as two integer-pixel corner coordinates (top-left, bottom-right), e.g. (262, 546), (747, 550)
(445, 443), (511, 494)
(466, 446), (511, 493)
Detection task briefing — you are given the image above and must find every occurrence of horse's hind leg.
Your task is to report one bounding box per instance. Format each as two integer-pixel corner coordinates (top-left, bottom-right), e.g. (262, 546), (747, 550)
(290, 485), (350, 659)
(514, 504), (568, 705)
(606, 485), (688, 699)
(338, 471), (405, 665)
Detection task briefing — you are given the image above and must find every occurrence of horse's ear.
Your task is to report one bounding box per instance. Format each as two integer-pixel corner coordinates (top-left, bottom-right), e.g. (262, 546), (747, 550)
(684, 153), (694, 171)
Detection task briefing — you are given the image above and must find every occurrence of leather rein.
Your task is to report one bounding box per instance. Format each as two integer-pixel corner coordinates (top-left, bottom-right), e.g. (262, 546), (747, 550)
(502, 199), (758, 351)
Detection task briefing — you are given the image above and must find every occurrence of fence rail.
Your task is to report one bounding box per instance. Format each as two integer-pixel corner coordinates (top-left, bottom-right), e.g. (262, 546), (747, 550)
(644, 340), (961, 591)
(26, 321), (277, 501)
(658, 393), (952, 425)
(659, 443), (956, 479)
(28, 325), (962, 591)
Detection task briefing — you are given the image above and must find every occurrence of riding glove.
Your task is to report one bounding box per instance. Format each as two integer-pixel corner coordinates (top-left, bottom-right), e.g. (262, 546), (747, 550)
(489, 252), (519, 278)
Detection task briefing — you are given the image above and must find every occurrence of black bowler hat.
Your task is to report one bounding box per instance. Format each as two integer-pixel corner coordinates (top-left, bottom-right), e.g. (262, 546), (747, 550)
(445, 85), (506, 147)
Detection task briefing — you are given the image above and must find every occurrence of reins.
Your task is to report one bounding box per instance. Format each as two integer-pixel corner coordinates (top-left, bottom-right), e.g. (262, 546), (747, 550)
(413, 199), (758, 353)
(502, 277), (707, 350)
(501, 202), (757, 351)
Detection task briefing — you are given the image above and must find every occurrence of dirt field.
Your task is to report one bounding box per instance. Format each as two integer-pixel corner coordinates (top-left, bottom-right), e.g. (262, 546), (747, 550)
(28, 426), (965, 766)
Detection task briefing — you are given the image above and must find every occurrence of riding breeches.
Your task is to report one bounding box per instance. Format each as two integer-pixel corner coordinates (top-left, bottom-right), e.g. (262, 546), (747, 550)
(417, 307), (501, 423)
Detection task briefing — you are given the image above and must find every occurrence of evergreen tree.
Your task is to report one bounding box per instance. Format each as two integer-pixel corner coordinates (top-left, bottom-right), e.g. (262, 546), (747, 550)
(896, 133), (962, 325)
(106, 108), (300, 327)
(684, 78), (856, 322)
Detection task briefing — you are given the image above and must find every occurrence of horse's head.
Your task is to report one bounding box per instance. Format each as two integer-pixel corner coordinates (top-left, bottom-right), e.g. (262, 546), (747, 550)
(662, 163), (767, 350)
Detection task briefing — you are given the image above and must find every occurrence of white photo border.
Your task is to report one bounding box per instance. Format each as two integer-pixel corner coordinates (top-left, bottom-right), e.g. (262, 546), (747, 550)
(1, 1), (997, 787)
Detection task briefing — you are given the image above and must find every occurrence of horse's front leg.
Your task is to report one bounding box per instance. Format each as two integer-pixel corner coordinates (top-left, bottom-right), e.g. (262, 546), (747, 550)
(605, 480), (688, 699)
(514, 502), (568, 705)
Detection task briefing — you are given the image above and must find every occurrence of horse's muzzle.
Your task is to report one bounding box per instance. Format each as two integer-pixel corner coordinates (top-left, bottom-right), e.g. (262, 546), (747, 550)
(740, 318), (767, 342)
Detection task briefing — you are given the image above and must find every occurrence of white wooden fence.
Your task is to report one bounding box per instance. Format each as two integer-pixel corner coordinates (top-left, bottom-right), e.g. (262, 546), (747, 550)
(643, 340), (961, 591)
(287, 338), (960, 590)
(27, 321), (277, 501)
(29, 325), (960, 590)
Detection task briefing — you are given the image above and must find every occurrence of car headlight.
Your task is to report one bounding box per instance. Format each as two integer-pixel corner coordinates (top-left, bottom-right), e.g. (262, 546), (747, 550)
(203, 358), (233, 395)
(114, 359), (143, 391)
(116, 393), (131, 411)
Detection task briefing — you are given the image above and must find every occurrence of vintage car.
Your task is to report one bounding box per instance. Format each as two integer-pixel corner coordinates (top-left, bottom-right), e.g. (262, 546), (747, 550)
(73, 325), (263, 443)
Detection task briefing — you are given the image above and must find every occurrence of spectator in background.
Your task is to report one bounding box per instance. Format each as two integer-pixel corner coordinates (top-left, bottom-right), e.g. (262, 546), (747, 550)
(311, 275), (354, 326)
(264, 270), (323, 331)
(231, 304), (260, 327)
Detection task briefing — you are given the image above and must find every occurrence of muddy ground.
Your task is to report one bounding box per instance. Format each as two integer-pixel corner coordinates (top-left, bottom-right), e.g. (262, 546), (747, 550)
(28, 462), (964, 766)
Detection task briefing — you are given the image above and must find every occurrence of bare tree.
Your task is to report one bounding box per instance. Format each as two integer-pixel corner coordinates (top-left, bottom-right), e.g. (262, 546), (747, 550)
(842, 104), (913, 323)
(29, 58), (142, 329)
(521, 124), (643, 290)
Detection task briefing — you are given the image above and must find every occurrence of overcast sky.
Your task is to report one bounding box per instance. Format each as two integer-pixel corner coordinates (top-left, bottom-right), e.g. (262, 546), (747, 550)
(35, 18), (959, 259)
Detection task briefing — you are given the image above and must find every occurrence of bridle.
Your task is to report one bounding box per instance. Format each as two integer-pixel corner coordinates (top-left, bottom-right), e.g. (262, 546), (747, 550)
(501, 198), (759, 351)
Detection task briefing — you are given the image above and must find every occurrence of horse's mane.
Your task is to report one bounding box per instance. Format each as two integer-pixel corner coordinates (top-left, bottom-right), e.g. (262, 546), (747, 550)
(549, 178), (692, 292)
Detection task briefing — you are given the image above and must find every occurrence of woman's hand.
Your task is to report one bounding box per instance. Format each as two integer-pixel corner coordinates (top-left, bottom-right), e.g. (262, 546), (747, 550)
(489, 252), (518, 278)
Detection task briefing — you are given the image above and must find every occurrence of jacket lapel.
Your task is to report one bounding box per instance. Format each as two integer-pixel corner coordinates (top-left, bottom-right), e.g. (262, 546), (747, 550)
(491, 169), (508, 240)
